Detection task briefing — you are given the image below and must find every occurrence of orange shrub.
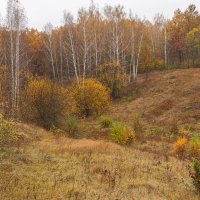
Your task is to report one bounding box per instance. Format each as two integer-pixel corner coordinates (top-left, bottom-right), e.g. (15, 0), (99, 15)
(173, 137), (188, 157)
(21, 79), (69, 129)
(70, 79), (111, 117)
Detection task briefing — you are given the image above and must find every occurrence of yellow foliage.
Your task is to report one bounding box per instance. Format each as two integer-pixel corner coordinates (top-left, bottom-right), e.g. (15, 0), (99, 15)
(21, 79), (69, 129)
(70, 79), (111, 117)
(173, 137), (188, 157)
(26, 29), (44, 53)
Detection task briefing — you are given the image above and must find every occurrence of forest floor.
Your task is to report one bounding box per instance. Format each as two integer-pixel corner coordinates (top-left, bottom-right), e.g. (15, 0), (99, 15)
(1, 68), (200, 200)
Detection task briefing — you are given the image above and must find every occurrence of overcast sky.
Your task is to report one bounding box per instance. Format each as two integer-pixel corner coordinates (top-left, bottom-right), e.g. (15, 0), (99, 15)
(0, 0), (200, 30)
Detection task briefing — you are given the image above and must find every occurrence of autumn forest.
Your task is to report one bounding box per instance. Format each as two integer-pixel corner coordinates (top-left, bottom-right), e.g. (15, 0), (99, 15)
(0, 1), (200, 114)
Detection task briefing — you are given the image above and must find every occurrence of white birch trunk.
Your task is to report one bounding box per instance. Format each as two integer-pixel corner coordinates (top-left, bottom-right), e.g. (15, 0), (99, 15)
(135, 33), (144, 79)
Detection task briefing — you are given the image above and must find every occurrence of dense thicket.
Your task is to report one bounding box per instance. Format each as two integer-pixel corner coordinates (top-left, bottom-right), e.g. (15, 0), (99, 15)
(0, 1), (200, 115)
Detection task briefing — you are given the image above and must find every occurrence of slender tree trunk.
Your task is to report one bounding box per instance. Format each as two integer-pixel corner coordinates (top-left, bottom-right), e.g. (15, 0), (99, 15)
(10, 27), (15, 112)
(135, 33), (143, 79)
(83, 22), (87, 83)
(49, 37), (56, 79)
(164, 26), (167, 65)
(68, 28), (79, 84)
(15, 18), (20, 109)
(59, 35), (63, 85)
(94, 33), (98, 71)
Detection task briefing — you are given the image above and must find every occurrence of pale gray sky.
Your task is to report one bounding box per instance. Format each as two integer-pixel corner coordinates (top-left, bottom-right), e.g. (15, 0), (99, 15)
(0, 0), (200, 30)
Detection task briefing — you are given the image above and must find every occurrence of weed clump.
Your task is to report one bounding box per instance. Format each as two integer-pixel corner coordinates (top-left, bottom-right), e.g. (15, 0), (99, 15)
(100, 116), (113, 128)
(63, 116), (79, 137)
(109, 122), (135, 145)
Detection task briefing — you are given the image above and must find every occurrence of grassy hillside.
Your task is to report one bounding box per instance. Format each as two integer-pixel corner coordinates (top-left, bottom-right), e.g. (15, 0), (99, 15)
(1, 69), (200, 199)
(0, 124), (197, 200)
(112, 68), (200, 125)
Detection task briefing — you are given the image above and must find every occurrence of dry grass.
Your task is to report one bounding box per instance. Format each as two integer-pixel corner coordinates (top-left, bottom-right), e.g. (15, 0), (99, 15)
(0, 128), (199, 200)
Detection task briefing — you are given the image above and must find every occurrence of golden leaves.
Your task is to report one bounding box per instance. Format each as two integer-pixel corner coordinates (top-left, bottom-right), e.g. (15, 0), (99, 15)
(70, 79), (111, 117)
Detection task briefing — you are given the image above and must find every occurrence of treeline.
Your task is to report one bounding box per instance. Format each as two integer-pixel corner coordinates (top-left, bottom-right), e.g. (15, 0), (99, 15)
(0, 0), (200, 115)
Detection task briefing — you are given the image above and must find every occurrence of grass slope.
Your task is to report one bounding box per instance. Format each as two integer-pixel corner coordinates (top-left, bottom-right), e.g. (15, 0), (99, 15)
(111, 68), (200, 126)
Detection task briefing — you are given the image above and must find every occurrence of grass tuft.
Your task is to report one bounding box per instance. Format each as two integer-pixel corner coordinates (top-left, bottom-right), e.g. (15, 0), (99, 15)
(100, 116), (113, 128)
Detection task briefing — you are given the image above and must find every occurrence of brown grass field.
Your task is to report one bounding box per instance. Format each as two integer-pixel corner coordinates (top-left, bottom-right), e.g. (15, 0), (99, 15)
(1, 68), (200, 199)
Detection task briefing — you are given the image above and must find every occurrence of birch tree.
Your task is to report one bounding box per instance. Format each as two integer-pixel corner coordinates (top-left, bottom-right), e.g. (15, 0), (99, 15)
(6, 0), (27, 115)
(64, 11), (79, 84)
(78, 8), (89, 82)
(43, 23), (57, 79)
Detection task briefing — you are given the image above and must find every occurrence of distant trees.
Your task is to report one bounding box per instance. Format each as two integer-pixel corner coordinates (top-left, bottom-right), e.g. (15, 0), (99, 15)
(187, 27), (200, 64)
(168, 5), (200, 66)
(0, 1), (200, 116)
(24, 29), (45, 76)
(41, 3), (200, 82)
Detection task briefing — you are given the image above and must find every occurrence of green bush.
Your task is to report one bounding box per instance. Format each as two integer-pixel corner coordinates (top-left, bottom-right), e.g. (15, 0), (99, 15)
(100, 116), (113, 128)
(63, 116), (79, 137)
(109, 122), (135, 145)
(21, 79), (69, 129)
(191, 158), (200, 194)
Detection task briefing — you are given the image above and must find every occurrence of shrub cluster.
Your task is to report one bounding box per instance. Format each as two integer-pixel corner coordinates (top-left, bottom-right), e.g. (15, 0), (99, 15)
(20, 78), (111, 135)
